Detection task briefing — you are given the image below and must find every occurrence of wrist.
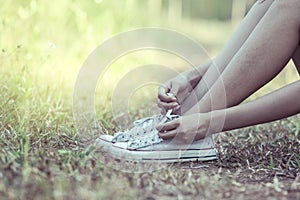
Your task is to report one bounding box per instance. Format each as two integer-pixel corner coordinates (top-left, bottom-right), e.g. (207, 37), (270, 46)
(185, 61), (211, 88)
(206, 110), (227, 134)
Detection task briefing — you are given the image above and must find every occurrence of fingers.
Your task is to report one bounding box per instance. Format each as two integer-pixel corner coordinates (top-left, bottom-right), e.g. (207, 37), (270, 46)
(157, 99), (180, 112)
(157, 119), (182, 140)
(158, 84), (179, 114)
(156, 118), (180, 132)
(158, 85), (177, 103)
(158, 129), (178, 140)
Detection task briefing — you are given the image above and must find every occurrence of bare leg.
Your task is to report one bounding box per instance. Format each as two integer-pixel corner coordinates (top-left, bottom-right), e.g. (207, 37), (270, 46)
(185, 0), (300, 115)
(179, 0), (275, 114)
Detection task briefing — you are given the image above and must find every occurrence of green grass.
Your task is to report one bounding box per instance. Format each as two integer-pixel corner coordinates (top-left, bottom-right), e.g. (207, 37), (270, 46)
(1, 1), (300, 199)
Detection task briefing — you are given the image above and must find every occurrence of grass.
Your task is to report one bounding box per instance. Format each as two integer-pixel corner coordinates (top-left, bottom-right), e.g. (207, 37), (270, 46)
(1, 1), (300, 199)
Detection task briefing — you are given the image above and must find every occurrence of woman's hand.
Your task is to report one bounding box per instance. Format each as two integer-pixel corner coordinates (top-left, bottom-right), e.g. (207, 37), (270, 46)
(157, 62), (211, 115)
(156, 113), (211, 143)
(157, 75), (193, 114)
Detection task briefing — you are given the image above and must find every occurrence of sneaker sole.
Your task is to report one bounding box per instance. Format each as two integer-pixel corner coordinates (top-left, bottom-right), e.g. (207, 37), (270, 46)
(96, 136), (218, 163)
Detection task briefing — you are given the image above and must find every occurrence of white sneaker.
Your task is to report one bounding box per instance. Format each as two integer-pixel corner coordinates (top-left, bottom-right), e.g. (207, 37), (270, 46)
(96, 110), (218, 163)
(97, 135), (217, 162)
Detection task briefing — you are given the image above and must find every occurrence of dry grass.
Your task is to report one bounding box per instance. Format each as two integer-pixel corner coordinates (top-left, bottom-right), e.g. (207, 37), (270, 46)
(0, 85), (299, 199)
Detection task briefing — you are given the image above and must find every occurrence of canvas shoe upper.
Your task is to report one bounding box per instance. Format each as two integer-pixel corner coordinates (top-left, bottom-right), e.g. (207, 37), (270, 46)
(111, 110), (179, 146)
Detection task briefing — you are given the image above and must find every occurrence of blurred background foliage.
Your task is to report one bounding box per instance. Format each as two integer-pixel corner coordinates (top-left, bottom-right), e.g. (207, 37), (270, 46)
(0, 0), (298, 125)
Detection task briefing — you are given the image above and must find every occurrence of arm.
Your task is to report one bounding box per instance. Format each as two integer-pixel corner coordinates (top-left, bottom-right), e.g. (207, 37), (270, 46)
(171, 61), (211, 89)
(211, 80), (300, 133)
(157, 80), (300, 142)
(157, 62), (211, 114)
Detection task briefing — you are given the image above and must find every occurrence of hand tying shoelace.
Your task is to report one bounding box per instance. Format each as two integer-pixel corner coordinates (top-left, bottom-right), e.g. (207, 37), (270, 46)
(111, 92), (180, 149)
(111, 109), (179, 144)
(126, 109), (179, 149)
(112, 93), (178, 143)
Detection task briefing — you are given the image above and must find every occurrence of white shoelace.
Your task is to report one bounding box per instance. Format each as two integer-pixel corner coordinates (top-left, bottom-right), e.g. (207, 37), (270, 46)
(112, 110), (179, 149)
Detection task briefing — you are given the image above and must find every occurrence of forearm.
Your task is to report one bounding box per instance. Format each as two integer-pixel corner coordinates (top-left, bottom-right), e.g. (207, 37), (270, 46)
(211, 80), (300, 133)
(181, 61), (211, 88)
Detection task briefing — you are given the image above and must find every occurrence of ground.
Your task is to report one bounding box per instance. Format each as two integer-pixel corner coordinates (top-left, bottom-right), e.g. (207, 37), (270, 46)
(0, 114), (299, 199)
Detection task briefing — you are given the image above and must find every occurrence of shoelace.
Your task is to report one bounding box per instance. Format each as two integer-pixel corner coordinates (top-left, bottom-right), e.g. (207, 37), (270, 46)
(128, 110), (179, 149)
(111, 115), (162, 143)
(112, 110), (179, 149)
